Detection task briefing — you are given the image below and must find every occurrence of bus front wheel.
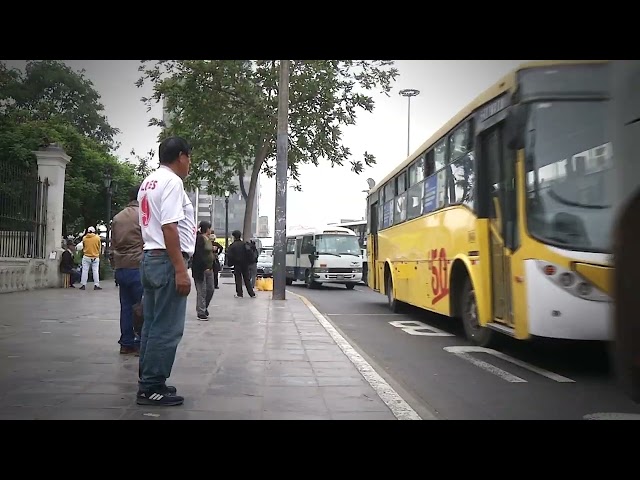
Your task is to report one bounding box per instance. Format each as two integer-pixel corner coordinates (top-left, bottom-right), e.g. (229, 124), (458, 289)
(386, 273), (401, 313)
(461, 278), (496, 348)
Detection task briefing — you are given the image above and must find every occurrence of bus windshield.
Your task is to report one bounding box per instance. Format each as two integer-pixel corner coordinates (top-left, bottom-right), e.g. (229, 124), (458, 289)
(525, 100), (615, 253)
(315, 235), (361, 256)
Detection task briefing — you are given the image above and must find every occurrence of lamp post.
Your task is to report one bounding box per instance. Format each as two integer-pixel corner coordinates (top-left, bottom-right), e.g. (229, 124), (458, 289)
(103, 172), (117, 278)
(224, 190), (230, 267)
(399, 88), (420, 157)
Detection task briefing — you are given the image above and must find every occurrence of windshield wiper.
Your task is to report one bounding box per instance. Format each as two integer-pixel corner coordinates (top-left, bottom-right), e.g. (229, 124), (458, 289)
(338, 252), (360, 256)
(317, 252), (341, 257)
(548, 188), (610, 209)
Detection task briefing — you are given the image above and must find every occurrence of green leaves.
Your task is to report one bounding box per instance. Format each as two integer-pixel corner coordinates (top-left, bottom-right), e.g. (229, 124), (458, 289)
(137, 60), (399, 193)
(0, 60), (143, 236)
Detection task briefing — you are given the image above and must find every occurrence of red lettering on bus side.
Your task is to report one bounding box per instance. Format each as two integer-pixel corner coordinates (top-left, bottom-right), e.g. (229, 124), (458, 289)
(431, 247), (449, 305)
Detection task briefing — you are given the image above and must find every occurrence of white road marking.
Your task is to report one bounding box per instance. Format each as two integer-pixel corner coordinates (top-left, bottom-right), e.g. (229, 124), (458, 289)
(290, 291), (424, 420)
(444, 346), (575, 383)
(389, 320), (455, 337)
(583, 412), (640, 420)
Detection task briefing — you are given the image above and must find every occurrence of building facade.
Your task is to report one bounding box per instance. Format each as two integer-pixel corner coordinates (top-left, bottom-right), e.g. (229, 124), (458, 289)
(257, 215), (269, 237)
(190, 176), (260, 243)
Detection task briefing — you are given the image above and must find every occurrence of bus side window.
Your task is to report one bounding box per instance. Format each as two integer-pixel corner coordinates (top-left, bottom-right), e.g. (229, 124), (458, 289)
(434, 140), (446, 172)
(286, 238), (295, 254)
(424, 150), (435, 177)
(301, 236), (314, 254)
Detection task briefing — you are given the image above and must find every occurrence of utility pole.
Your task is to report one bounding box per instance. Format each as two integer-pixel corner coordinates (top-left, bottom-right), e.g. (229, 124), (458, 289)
(273, 60), (290, 300)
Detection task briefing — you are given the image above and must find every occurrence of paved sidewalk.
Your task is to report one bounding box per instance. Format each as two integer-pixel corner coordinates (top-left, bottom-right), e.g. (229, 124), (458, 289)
(0, 275), (397, 420)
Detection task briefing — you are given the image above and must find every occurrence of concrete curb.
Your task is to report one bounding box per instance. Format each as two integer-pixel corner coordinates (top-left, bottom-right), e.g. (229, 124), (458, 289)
(288, 289), (439, 420)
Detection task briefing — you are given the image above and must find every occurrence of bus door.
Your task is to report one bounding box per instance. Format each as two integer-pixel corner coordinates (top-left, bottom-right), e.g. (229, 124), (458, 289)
(369, 201), (379, 290)
(482, 122), (516, 326)
(295, 236), (303, 280)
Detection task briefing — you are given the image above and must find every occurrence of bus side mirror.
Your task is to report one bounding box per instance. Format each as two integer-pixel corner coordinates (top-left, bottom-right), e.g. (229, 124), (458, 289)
(505, 104), (526, 150)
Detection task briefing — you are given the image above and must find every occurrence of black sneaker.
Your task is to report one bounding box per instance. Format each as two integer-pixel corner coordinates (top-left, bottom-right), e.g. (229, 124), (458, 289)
(79, 285), (86, 290)
(161, 385), (177, 395)
(136, 390), (183, 406)
(94, 285), (102, 290)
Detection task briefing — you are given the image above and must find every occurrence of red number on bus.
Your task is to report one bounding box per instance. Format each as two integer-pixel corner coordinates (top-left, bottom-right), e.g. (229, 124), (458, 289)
(431, 247), (449, 305)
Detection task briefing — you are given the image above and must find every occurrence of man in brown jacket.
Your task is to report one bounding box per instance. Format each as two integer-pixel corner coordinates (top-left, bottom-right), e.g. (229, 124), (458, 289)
(111, 184), (144, 355)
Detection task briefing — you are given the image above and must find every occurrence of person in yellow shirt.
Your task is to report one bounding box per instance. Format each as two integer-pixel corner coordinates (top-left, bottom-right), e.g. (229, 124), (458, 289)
(80, 226), (102, 290)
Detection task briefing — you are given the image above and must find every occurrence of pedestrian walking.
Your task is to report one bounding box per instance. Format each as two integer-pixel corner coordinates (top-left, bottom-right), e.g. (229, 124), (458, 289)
(111, 184), (144, 355)
(226, 230), (256, 298)
(192, 220), (215, 320)
(211, 232), (223, 289)
(136, 136), (196, 406)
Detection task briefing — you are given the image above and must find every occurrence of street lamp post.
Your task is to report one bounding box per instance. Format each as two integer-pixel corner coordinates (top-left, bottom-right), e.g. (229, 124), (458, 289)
(399, 88), (420, 157)
(103, 172), (117, 279)
(224, 190), (230, 267)
(219, 190), (233, 278)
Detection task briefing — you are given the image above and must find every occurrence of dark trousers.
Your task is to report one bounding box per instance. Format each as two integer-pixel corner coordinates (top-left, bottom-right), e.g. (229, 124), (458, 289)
(234, 263), (255, 297)
(115, 268), (143, 347)
(213, 267), (219, 288)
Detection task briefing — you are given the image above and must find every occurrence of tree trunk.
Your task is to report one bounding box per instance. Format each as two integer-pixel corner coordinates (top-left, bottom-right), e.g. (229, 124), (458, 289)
(242, 142), (270, 239)
(238, 164), (248, 201)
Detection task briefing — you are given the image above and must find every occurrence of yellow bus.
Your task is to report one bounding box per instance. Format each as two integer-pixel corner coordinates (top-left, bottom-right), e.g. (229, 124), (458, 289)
(366, 60), (613, 347)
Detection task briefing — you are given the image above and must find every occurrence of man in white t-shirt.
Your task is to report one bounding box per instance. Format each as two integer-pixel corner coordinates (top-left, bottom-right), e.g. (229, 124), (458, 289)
(135, 136), (196, 407)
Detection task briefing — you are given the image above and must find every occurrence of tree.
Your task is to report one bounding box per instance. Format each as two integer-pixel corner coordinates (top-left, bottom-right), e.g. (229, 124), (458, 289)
(125, 148), (155, 179)
(0, 60), (140, 235)
(0, 60), (120, 150)
(137, 60), (399, 238)
(0, 115), (140, 236)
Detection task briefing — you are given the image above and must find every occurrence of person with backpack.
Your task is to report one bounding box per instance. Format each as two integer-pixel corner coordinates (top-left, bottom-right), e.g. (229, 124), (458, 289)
(247, 239), (259, 288)
(225, 230), (256, 298)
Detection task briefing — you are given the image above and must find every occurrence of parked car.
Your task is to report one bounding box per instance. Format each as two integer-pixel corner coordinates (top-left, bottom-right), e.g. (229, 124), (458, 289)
(256, 253), (273, 278)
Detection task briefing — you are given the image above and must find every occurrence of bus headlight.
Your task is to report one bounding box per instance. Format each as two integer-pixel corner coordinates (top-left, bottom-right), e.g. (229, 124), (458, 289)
(535, 260), (609, 302)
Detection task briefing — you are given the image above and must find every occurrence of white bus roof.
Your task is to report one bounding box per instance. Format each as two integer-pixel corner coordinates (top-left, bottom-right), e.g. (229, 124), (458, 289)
(333, 220), (366, 227)
(286, 225), (356, 237)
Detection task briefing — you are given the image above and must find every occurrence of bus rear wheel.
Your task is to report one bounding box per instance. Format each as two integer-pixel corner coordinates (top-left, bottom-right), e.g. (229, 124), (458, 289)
(461, 278), (496, 348)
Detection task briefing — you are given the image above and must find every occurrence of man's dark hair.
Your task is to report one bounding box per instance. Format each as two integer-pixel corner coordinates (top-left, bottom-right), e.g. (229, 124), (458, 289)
(199, 220), (211, 233)
(129, 184), (141, 202)
(159, 136), (192, 165)
(232, 229), (242, 240)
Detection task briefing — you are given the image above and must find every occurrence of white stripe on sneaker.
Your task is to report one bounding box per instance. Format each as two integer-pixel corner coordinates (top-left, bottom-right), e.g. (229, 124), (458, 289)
(149, 393), (164, 400)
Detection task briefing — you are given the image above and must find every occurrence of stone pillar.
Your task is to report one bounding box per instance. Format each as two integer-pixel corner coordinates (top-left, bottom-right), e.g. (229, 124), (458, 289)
(34, 143), (71, 287)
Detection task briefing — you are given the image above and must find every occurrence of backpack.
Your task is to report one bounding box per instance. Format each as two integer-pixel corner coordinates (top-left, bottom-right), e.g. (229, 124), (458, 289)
(244, 240), (259, 263)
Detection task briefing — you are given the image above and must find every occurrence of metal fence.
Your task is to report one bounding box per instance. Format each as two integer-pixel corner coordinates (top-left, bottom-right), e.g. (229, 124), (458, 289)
(0, 162), (48, 259)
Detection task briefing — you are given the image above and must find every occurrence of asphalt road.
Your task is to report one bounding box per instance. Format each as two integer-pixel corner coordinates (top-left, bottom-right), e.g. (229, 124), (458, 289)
(287, 281), (640, 420)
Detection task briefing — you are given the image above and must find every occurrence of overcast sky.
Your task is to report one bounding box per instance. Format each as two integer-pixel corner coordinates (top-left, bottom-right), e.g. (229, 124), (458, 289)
(6, 59), (530, 233)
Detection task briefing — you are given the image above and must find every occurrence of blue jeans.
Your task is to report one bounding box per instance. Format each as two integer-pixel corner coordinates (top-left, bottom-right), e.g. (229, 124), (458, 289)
(138, 251), (188, 392)
(114, 268), (143, 347)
